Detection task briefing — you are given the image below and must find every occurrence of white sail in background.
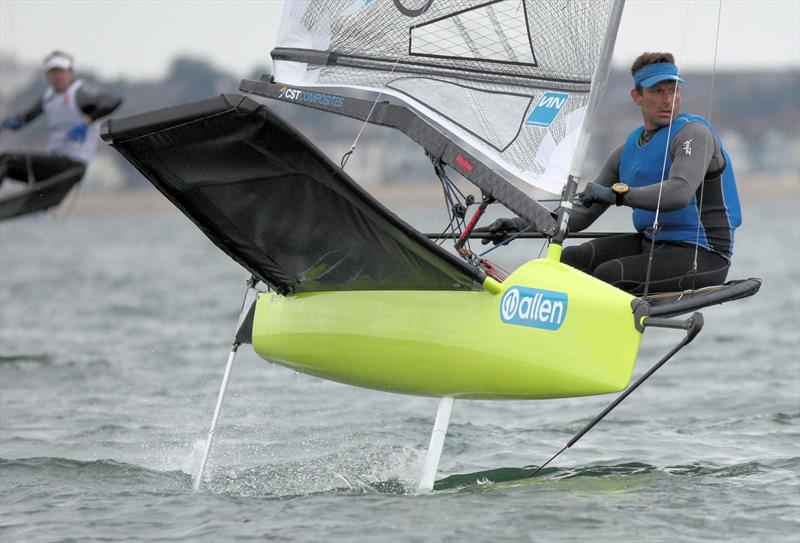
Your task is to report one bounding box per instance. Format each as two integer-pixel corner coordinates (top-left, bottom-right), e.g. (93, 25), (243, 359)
(272, 0), (619, 194)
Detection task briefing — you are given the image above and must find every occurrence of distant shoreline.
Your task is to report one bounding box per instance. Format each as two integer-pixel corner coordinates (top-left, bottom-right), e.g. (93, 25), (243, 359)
(54, 175), (800, 217)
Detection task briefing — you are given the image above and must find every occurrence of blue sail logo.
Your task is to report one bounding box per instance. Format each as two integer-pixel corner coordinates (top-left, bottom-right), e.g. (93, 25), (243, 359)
(526, 92), (569, 128)
(500, 286), (568, 330)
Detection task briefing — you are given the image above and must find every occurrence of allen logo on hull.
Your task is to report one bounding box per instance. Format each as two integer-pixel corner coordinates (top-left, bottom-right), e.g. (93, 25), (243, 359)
(500, 286), (568, 330)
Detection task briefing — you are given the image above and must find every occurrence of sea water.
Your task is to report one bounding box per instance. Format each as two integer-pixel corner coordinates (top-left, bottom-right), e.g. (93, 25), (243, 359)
(1, 197), (798, 542)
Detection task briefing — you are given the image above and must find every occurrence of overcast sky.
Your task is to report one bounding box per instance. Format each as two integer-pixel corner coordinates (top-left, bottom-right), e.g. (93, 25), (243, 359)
(1, 0), (798, 80)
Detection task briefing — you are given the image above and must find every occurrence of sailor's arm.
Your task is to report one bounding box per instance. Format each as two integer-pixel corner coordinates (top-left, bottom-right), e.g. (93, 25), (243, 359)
(621, 123), (719, 211)
(1, 98), (44, 130)
(567, 145), (623, 232)
(482, 145), (622, 239)
(75, 84), (123, 122)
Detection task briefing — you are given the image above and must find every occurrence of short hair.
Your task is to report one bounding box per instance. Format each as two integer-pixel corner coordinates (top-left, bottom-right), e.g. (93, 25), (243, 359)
(631, 52), (675, 92)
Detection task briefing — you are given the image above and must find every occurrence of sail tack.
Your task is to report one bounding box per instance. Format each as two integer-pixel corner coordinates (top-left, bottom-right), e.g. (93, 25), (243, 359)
(271, 0), (618, 195)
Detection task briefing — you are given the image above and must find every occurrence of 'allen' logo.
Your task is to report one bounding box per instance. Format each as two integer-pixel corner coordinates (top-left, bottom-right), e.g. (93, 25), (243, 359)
(500, 286), (568, 330)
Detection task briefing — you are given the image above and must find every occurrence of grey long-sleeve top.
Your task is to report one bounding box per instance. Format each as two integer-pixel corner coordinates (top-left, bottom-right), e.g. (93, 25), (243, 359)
(568, 121), (725, 233)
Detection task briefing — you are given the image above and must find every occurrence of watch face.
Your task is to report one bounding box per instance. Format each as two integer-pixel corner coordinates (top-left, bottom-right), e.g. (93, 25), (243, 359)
(612, 182), (629, 194)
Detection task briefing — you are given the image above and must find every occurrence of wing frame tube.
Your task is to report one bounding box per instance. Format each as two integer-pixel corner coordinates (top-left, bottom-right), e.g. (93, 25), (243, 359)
(240, 78), (559, 236)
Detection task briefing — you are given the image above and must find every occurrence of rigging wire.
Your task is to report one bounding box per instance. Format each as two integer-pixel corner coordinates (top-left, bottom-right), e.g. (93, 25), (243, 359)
(339, 3), (439, 170)
(689, 0), (724, 290)
(641, 0), (693, 298)
(48, 178), (84, 222)
(477, 226), (532, 258)
(475, 225), (547, 261)
(433, 160), (471, 248)
(335, 3), (425, 169)
(340, 57), (402, 169)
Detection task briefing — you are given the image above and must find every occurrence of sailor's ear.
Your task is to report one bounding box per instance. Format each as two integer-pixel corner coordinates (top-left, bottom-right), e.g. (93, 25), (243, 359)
(630, 87), (643, 106)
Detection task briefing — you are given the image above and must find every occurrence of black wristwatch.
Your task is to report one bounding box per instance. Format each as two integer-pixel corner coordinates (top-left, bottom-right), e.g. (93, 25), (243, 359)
(611, 182), (629, 206)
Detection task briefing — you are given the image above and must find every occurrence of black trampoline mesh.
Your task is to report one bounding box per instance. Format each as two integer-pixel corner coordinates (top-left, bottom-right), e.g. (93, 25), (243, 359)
(102, 94), (484, 294)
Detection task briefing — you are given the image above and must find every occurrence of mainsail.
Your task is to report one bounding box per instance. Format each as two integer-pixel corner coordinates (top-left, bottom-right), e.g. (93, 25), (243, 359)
(241, 0), (623, 235)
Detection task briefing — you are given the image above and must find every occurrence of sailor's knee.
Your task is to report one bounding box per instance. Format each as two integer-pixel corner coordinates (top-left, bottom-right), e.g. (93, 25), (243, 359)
(593, 259), (625, 284)
(562, 244), (592, 272)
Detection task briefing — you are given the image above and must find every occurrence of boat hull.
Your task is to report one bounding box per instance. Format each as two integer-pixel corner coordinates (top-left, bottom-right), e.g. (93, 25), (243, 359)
(0, 172), (81, 222)
(251, 256), (643, 400)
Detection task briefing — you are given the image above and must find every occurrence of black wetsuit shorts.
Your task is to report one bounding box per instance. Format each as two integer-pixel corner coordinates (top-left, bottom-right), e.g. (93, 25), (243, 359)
(561, 233), (729, 294)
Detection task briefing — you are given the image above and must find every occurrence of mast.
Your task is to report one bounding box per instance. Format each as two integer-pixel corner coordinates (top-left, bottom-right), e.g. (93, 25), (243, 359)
(552, 0), (626, 244)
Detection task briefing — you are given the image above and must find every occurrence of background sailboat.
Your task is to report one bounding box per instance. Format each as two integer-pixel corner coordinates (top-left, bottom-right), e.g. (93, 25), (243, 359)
(0, 166), (83, 221)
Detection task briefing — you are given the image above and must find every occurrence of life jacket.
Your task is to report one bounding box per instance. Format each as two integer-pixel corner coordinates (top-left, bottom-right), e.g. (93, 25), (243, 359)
(619, 113), (742, 259)
(43, 79), (100, 164)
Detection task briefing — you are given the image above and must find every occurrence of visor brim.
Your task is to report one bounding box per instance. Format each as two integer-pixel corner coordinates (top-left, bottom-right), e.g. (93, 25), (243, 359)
(639, 74), (684, 88)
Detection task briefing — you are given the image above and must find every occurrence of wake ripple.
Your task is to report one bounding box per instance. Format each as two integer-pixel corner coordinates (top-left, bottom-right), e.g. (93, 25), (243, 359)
(0, 456), (189, 490)
(434, 457), (800, 491)
(3, 456), (796, 498)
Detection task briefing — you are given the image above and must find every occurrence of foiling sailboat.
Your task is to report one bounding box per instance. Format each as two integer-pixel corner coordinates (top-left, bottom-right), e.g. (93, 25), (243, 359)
(0, 166), (83, 221)
(101, 0), (760, 491)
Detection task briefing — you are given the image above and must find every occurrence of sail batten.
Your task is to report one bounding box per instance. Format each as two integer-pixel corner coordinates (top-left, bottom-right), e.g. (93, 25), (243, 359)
(272, 47), (595, 90)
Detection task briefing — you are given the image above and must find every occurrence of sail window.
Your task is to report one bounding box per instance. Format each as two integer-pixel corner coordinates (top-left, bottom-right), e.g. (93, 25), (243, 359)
(409, 0), (537, 66)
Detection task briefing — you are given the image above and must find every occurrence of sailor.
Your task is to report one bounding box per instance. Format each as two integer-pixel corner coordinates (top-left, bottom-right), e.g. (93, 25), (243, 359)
(0, 50), (122, 188)
(487, 52), (742, 294)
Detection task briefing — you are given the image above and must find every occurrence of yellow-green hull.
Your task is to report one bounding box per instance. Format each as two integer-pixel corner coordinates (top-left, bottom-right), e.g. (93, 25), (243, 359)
(252, 253), (643, 399)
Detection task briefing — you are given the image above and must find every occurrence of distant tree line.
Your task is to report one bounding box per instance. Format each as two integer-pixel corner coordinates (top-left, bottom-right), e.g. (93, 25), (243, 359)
(2, 56), (797, 188)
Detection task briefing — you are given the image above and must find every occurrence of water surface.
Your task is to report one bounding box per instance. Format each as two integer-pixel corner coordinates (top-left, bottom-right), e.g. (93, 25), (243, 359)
(1, 198), (798, 542)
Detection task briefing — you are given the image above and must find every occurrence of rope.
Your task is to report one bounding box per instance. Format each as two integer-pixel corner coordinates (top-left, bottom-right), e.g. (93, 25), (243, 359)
(433, 162), (470, 248)
(642, 0), (693, 298)
(477, 226), (532, 258)
(689, 0), (724, 290)
(340, 55), (402, 170)
(332, 2), (429, 169)
(48, 177), (84, 222)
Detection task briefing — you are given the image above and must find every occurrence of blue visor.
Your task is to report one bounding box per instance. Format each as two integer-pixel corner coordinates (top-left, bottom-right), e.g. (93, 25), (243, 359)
(633, 62), (685, 88)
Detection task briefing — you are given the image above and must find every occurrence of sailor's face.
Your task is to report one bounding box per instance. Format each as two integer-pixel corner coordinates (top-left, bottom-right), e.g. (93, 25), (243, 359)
(631, 80), (682, 131)
(46, 68), (74, 92)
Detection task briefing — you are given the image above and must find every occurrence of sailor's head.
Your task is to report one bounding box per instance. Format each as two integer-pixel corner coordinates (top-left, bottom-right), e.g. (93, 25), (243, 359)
(44, 50), (75, 92)
(630, 52), (684, 131)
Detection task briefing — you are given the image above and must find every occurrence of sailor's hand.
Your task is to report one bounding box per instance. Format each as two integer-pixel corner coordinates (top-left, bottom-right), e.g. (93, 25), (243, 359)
(66, 122), (88, 142)
(577, 182), (614, 207)
(1, 116), (22, 130)
(474, 217), (528, 245)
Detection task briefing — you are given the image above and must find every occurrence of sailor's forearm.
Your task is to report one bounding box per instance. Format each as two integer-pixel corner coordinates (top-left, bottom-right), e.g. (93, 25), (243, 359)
(567, 203), (606, 232)
(623, 177), (696, 211)
(17, 99), (44, 126)
(568, 145), (623, 231)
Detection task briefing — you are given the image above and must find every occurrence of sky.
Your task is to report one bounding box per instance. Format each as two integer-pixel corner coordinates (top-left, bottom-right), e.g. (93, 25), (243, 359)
(0, 0), (799, 81)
